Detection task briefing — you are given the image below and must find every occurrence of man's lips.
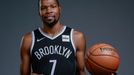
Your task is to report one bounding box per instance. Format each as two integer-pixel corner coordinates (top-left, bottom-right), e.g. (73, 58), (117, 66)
(45, 13), (55, 18)
(44, 15), (55, 19)
(42, 13), (55, 20)
(45, 16), (54, 20)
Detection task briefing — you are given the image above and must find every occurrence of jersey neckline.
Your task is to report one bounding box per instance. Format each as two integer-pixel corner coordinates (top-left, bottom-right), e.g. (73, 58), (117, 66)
(38, 26), (66, 40)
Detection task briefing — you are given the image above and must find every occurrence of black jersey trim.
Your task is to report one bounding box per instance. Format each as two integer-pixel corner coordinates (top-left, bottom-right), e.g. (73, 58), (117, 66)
(38, 26), (66, 40)
(30, 31), (35, 54)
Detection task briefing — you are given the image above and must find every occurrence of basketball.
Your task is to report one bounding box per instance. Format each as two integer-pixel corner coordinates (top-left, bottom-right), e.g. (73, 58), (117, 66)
(85, 43), (120, 75)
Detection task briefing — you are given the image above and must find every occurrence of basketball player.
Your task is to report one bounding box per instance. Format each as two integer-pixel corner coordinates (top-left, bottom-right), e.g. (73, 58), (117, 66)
(20, 0), (86, 75)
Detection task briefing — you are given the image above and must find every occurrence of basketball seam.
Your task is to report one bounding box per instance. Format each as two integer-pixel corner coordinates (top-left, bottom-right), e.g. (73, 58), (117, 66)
(90, 44), (118, 54)
(90, 44), (108, 53)
(89, 44), (119, 59)
(87, 55), (117, 72)
(89, 53), (120, 59)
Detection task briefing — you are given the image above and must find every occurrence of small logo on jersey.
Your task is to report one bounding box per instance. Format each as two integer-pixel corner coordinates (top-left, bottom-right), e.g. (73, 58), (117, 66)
(37, 37), (45, 42)
(62, 35), (70, 42)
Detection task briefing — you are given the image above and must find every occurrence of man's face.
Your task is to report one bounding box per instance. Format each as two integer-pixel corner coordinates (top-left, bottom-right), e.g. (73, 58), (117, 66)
(39, 0), (61, 27)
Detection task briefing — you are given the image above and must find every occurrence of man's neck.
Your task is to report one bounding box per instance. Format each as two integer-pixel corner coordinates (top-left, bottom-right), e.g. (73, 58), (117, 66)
(41, 22), (64, 37)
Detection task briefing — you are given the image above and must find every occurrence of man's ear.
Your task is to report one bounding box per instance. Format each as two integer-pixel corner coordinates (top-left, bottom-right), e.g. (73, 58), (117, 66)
(38, 9), (42, 17)
(59, 6), (61, 14)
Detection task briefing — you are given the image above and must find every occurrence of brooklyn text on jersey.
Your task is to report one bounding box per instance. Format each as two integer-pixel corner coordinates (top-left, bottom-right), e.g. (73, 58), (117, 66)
(34, 45), (72, 60)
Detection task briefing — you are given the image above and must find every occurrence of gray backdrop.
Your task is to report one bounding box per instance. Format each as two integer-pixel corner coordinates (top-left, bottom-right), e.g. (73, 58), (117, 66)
(0, 0), (134, 75)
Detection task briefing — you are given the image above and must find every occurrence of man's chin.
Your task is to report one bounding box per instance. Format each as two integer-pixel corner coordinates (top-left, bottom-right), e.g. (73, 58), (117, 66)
(42, 17), (59, 28)
(46, 23), (55, 28)
(44, 21), (57, 28)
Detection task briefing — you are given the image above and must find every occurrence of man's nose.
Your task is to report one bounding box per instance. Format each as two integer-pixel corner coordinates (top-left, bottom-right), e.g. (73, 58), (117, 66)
(46, 7), (52, 13)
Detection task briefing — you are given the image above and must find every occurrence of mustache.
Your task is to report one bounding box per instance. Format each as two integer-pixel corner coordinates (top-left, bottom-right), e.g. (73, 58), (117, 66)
(44, 13), (55, 17)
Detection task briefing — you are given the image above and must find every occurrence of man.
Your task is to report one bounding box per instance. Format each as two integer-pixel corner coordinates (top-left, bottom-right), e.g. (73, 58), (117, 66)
(20, 0), (86, 75)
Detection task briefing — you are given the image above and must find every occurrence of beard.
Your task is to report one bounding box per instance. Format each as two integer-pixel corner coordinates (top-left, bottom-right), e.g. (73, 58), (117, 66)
(42, 16), (59, 28)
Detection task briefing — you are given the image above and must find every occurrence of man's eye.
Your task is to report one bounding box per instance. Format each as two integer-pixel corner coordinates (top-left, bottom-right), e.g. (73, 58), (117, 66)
(51, 5), (57, 8)
(41, 7), (46, 10)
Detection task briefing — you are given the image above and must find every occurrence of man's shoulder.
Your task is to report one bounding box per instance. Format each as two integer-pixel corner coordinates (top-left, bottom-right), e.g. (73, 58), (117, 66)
(22, 32), (32, 43)
(72, 30), (85, 43)
(23, 28), (39, 37)
(24, 31), (32, 37)
(73, 29), (84, 37)
(72, 29), (86, 50)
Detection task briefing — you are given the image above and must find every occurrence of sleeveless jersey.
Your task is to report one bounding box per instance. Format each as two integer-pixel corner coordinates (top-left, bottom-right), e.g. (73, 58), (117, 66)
(30, 26), (76, 75)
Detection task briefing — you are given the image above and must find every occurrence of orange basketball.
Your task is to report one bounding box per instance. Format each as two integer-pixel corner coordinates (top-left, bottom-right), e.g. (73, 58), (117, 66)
(85, 43), (120, 75)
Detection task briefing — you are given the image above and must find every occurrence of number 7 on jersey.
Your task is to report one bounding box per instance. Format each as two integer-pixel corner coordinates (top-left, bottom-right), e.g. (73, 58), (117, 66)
(49, 60), (57, 75)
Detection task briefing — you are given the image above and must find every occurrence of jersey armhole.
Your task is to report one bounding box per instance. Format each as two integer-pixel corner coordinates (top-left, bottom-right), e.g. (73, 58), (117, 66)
(70, 29), (76, 54)
(30, 31), (35, 55)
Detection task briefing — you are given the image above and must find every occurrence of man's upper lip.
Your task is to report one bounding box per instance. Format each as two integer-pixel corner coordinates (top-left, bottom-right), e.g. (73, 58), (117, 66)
(45, 15), (54, 18)
(46, 13), (54, 17)
(47, 15), (54, 17)
(45, 16), (54, 18)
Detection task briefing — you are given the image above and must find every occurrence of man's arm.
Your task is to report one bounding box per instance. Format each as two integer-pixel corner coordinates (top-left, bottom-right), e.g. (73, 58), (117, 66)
(20, 33), (32, 75)
(73, 30), (86, 75)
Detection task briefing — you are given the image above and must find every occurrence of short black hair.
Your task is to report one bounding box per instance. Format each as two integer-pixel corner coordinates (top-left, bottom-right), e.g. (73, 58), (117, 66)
(38, 0), (60, 6)
(55, 0), (60, 6)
